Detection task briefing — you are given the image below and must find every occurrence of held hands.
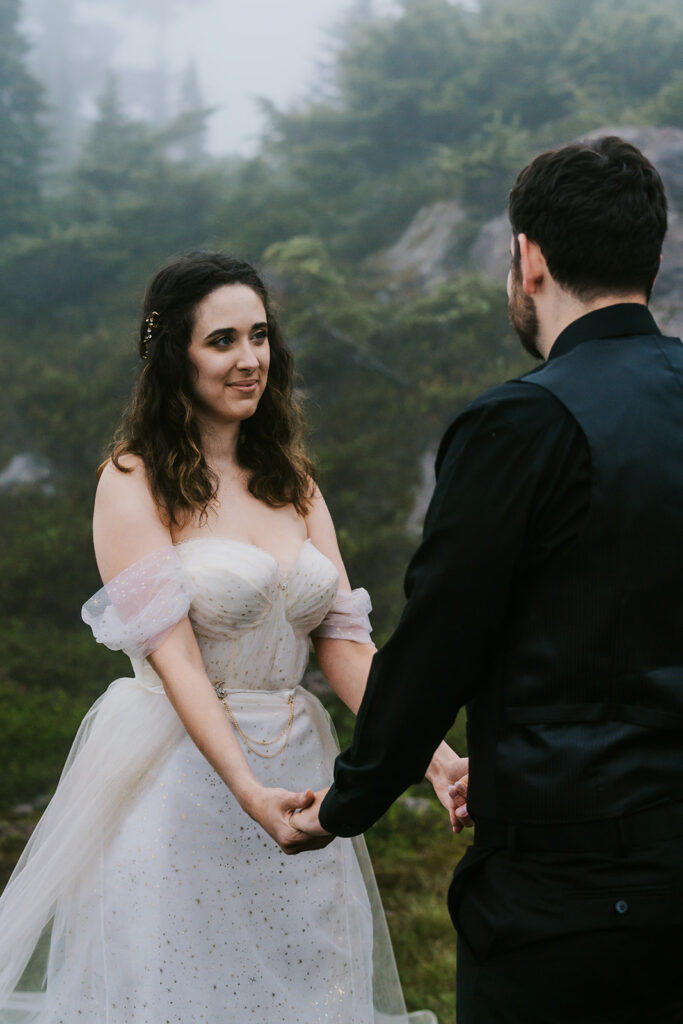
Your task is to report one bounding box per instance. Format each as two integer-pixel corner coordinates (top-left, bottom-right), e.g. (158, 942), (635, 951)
(286, 787), (334, 853)
(425, 742), (473, 833)
(248, 786), (334, 855)
(247, 748), (472, 851)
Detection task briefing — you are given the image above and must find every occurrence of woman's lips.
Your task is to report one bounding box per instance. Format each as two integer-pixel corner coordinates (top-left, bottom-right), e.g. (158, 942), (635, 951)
(227, 380), (258, 393)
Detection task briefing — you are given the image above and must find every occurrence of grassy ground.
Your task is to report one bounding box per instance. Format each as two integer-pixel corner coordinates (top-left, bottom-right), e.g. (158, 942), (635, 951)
(0, 814), (34, 890)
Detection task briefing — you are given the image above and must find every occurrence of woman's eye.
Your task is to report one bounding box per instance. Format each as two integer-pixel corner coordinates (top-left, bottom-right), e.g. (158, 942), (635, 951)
(211, 336), (232, 347)
(253, 330), (268, 343)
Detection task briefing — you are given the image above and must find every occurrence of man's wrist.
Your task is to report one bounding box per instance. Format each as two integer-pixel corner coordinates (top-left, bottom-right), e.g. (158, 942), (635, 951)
(318, 786), (337, 836)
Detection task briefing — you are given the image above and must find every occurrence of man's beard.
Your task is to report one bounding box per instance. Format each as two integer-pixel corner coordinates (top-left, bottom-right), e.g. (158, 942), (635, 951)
(508, 264), (542, 360)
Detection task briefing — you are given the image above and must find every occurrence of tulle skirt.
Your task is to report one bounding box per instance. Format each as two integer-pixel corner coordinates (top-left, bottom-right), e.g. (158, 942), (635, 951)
(0, 679), (436, 1023)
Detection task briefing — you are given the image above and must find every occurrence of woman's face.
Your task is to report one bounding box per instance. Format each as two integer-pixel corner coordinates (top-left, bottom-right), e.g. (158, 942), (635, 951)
(187, 283), (271, 425)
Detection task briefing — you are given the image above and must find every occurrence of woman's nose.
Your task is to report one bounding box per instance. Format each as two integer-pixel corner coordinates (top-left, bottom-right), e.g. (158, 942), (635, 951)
(235, 339), (259, 368)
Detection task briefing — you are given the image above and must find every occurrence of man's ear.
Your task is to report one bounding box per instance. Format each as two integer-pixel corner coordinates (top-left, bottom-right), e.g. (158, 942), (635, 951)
(518, 233), (546, 295)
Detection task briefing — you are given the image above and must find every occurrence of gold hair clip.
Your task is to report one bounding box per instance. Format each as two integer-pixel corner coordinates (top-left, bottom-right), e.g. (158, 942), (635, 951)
(141, 311), (160, 359)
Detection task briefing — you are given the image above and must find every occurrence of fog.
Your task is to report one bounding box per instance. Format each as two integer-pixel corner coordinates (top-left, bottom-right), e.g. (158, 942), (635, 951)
(3, 3), (683, 1015)
(22, 0), (402, 159)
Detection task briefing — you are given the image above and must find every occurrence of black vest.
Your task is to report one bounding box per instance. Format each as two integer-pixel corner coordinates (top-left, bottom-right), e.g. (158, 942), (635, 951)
(467, 327), (683, 823)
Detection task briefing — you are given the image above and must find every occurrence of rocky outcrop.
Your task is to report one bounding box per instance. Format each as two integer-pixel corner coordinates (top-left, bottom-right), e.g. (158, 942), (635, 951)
(0, 453), (54, 494)
(406, 448), (437, 536)
(467, 212), (510, 281)
(367, 201), (467, 287)
(371, 125), (683, 336)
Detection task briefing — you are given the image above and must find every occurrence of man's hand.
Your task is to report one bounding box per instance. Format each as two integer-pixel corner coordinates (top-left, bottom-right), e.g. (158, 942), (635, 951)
(248, 786), (333, 855)
(425, 741), (471, 830)
(285, 787), (335, 854)
(448, 774), (473, 833)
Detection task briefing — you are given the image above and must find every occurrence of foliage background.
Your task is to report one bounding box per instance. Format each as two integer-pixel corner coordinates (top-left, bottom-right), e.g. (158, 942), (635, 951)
(1, 1), (682, 1018)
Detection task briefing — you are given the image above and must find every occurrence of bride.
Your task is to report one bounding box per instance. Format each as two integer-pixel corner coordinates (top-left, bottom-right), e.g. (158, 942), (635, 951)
(0, 251), (461, 1023)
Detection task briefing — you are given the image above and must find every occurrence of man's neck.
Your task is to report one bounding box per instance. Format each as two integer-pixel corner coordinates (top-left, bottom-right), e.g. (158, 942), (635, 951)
(538, 292), (648, 360)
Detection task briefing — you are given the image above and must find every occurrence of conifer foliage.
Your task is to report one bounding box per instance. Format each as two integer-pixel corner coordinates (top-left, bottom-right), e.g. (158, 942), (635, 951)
(0, 0), (44, 238)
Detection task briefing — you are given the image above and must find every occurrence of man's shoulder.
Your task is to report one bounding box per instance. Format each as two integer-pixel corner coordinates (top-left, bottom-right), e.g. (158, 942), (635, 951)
(449, 377), (573, 440)
(468, 376), (564, 419)
(435, 378), (578, 476)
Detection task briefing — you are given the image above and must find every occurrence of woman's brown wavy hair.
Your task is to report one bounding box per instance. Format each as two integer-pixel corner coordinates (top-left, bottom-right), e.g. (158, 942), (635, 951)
(101, 251), (316, 524)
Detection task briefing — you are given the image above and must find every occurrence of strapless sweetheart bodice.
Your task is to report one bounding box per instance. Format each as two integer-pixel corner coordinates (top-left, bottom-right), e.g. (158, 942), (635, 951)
(146, 537), (340, 692)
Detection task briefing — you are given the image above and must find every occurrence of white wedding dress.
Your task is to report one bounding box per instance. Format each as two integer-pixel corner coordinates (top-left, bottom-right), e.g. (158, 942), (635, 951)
(0, 537), (437, 1023)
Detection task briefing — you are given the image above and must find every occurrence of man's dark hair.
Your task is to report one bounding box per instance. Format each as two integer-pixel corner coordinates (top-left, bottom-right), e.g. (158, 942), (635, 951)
(508, 136), (667, 301)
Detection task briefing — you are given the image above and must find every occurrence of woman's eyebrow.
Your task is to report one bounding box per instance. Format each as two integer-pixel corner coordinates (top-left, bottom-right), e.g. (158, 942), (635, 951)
(203, 321), (268, 341)
(204, 326), (235, 341)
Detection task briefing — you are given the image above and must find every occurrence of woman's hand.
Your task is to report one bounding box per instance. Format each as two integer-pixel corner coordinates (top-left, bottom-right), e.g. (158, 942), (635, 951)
(448, 774), (472, 833)
(287, 788), (334, 851)
(425, 741), (470, 831)
(246, 786), (333, 855)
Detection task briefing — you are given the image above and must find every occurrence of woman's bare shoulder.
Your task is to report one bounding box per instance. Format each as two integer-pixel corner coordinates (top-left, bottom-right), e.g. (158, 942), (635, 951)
(94, 455), (172, 580)
(99, 451), (145, 479)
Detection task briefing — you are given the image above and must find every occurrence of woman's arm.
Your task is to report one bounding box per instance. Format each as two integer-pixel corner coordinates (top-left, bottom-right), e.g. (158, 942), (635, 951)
(305, 486), (467, 819)
(306, 485), (376, 713)
(92, 457), (324, 854)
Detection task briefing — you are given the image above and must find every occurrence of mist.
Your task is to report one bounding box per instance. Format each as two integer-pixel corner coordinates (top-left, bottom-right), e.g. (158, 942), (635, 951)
(2, 3), (683, 1017)
(21, 0), (405, 161)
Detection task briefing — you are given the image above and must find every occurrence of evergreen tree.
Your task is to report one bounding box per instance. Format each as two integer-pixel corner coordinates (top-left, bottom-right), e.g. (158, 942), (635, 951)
(0, 0), (45, 237)
(172, 62), (210, 163)
(23, 0), (117, 167)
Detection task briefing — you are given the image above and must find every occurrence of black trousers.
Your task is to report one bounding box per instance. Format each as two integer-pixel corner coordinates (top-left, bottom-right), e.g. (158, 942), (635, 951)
(450, 837), (683, 1023)
(456, 926), (683, 1023)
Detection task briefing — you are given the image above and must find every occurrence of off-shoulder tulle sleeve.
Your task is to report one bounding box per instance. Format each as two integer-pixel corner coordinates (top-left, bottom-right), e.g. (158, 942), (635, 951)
(311, 587), (373, 644)
(81, 546), (197, 659)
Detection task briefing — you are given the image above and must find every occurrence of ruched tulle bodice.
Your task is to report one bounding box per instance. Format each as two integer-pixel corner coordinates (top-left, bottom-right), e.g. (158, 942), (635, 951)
(175, 537), (339, 691)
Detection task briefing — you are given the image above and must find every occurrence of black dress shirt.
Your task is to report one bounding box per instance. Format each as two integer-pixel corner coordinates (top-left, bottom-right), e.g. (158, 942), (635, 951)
(319, 304), (660, 837)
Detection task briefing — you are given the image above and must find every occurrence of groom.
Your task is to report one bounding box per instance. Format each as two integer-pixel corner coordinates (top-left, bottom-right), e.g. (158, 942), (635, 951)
(294, 136), (683, 1021)
(294, 134), (683, 1015)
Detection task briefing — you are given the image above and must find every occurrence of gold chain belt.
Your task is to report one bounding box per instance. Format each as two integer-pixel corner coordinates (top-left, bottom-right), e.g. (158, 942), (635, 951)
(217, 688), (295, 759)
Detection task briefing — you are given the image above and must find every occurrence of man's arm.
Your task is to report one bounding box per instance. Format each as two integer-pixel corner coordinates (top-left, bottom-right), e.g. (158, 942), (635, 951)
(317, 384), (586, 837)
